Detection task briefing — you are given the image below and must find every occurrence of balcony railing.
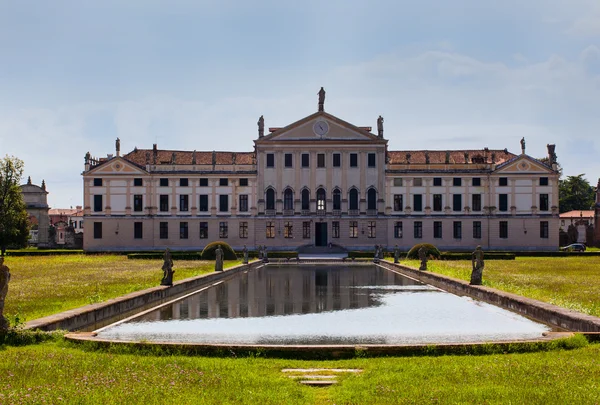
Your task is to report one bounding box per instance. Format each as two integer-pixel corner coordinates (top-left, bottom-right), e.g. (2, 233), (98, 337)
(367, 209), (378, 216)
(301, 209), (311, 216)
(265, 209), (276, 216)
(348, 209), (359, 216)
(332, 209), (341, 217)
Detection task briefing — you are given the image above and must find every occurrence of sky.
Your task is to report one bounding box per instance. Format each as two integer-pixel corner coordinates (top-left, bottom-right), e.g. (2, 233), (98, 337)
(1, 0), (599, 208)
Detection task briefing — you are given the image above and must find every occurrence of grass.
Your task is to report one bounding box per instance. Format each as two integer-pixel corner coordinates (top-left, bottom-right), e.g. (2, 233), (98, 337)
(401, 256), (600, 317)
(2, 255), (241, 323)
(0, 338), (598, 404)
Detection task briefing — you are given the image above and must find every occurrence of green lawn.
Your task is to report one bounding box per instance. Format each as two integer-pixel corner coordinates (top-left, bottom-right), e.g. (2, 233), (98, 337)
(401, 256), (600, 317)
(0, 339), (598, 404)
(2, 255), (241, 323)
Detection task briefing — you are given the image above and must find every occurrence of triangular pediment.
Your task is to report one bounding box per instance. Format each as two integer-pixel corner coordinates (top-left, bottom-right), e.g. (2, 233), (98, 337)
(494, 155), (555, 174)
(257, 112), (384, 143)
(86, 157), (148, 175)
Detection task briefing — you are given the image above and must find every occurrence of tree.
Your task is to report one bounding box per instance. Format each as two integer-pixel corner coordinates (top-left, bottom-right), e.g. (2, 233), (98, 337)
(0, 156), (29, 256)
(559, 174), (595, 214)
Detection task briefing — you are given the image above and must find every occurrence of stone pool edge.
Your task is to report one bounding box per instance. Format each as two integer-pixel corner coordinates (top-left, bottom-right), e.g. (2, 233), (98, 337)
(25, 261), (264, 332)
(379, 261), (600, 333)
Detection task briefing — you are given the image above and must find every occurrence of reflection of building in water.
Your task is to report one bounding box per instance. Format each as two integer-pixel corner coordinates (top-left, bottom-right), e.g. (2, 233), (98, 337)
(144, 266), (419, 322)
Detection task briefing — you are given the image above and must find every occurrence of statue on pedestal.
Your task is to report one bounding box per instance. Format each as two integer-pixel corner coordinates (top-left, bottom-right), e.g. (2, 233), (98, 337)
(373, 245), (380, 263)
(160, 249), (174, 286)
(0, 257), (11, 331)
(257, 245), (263, 260)
(257, 115), (265, 138)
(394, 245), (400, 264)
(520, 137), (526, 154)
(215, 245), (224, 272)
(318, 87), (326, 112)
(418, 247), (428, 271)
(262, 246), (269, 263)
(242, 245), (249, 264)
(470, 246), (485, 285)
(377, 115), (384, 137)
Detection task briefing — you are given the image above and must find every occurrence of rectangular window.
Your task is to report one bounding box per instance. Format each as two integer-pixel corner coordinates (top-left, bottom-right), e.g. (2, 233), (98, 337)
(433, 194), (442, 212)
(199, 195), (209, 212)
(393, 178), (403, 186)
(394, 221), (403, 238)
(160, 178), (169, 187)
(394, 195), (403, 211)
(433, 177), (442, 187)
(473, 221), (482, 239)
(239, 222), (248, 238)
(199, 178), (208, 187)
(284, 222), (293, 238)
(540, 221), (549, 238)
(93, 178), (102, 187)
(350, 153), (358, 168)
(413, 194), (423, 212)
(539, 194), (549, 211)
(499, 177), (508, 186)
(413, 178), (423, 187)
(180, 178), (189, 187)
(499, 221), (508, 239)
(453, 178), (462, 187)
(349, 221), (358, 238)
(453, 221), (462, 239)
(284, 153), (293, 168)
(93, 195), (103, 212)
(219, 178), (228, 186)
(433, 221), (442, 238)
(332, 221), (340, 238)
(333, 153), (341, 167)
(180, 222), (188, 239)
(179, 195), (189, 211)
(303, 221), (311, 239)
(266, 153), (274, 168)
(266, 222), (275, 238)
(472, 177), (481, 187)
(219, 222), (228, 238)
(133, 178), (143, 187)
(540, 177), (549, 186)
(199, 222), (208, 239)
(93, 222), (102, 239)
(368, 153), (376, 167)
(472, 194), (482, 212)
(134, 222), (143, 239)
(159, 222), (168, 239)
(499, 194), (508, 212)
(160, 195), (169, 212)
(219, 195), (228, 212)
(317, 153), (325, 168)
(134, 195), (143, 212)
(301, 153), (310, 168)
(414, 221), (423, 239)
(453, 194), (462, 212)
(239, 178), (248, 186)
(368, 221), (376, 238)
(239, 194), (248, 212)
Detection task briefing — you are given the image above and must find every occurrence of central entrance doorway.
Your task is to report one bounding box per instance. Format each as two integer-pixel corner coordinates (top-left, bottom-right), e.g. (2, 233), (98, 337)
(315, 222), (328, 247)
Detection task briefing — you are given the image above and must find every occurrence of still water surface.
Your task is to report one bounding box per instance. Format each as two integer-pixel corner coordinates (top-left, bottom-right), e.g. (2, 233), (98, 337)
(96, 265), (550, 345)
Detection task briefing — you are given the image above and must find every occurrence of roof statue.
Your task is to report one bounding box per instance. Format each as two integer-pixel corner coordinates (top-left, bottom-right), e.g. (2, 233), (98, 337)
(547, 144), (557, 165)
(445, 151), (450, 164)
(406, 153), (411, 164)
(520, 137), (526, 154)
(318, 87), (325, 112)
(257, 115), (265, 137)
(145, 151), (150, 164)
(171, 152), (176, 164)
(425, 151), (430, 164)
(41, 180), (46, 191)
(27, 176), (32, 185)
(116, 137), (121, 157)
(464, 152), (469, 163)
(232, 152), (237, 165)
(377, 115), (384, 137)
(192, 150), (197, 165)
(85, 151), (91, 164)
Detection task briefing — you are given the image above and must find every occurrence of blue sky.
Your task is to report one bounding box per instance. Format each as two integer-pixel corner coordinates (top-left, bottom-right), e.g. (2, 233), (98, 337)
(1, 0), (599, 208)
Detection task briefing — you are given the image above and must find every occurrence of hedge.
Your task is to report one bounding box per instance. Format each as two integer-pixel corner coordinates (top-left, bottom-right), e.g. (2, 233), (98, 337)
(200, 241), (237, 260)
(127, 252), (202, 260)
(407, 243), (441, 260)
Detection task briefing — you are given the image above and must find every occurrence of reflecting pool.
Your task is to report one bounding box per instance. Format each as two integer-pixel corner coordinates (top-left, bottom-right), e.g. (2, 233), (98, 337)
(96, 265), (551, 345)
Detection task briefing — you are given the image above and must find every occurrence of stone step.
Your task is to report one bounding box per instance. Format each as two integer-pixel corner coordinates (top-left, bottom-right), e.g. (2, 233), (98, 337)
(299, 380), (337, 386)
(287, 375), (337, 380)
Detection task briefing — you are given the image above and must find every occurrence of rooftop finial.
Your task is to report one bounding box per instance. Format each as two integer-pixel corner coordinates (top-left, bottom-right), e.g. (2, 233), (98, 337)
(41, 179), (46, 191)
(27, 176), (32, 185)
(318, 87), (325, 112)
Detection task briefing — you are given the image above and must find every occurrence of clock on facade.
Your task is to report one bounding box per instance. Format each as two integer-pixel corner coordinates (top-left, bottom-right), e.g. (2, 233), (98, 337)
(313, 120), (329, 136)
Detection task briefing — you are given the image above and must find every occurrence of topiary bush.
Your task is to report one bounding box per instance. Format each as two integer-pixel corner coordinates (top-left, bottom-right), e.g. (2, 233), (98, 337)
(200, 241), (237, 260)
(407, 243), (441, 260)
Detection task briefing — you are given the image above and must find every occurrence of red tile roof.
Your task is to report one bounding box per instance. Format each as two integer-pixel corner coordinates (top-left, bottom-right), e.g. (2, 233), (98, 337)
(387, 149), (517, 165)
(123, 149), (255, 166)
(560, 210), (594, 219)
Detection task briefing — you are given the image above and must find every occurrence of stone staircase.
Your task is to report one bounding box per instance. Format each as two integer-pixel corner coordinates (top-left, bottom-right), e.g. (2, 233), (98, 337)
(296, 244), (347, 255)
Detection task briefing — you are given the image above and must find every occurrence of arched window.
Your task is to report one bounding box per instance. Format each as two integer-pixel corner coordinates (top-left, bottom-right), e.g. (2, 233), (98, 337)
(284, 188), (294, 210)
(367, 188), (377, 210)
(333, 189), (341, 210)
(301, 189), (310, 210)
(266, 188), (275, 210)
(349, 188), (359, 210)
(317, 188), (326, 211)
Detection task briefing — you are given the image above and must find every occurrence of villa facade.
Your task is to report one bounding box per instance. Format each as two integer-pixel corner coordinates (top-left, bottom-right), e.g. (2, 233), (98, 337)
(82, 95), (560, 252)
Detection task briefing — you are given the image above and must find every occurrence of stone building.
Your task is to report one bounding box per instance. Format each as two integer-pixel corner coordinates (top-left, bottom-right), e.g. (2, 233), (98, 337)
(20, 177), (50, 247)
(82, 91), (560, 252)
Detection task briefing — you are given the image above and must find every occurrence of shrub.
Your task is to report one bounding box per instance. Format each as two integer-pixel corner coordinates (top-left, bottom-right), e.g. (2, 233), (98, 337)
(407, 243), (441, 260)
(200, 241), (237, 260)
